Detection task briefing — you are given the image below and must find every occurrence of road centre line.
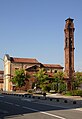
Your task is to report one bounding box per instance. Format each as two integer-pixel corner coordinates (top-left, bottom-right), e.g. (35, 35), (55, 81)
(22, 106), (66, 119)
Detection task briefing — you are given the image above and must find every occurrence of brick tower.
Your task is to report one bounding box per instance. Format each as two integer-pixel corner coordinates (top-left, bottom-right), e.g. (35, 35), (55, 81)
(64, 18), (75, 90)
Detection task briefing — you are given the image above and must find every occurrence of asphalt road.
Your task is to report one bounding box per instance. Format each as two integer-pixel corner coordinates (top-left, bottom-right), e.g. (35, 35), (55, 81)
(0, 94), (82, 119)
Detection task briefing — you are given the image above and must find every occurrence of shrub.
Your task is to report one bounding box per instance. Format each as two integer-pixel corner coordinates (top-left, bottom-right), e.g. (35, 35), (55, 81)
(27, 89), (34, 94)
(59, 83), (66, 93)
(65, 90), (82, 96)
(42, 85), (51, 92)
(65, 91), (72, 96)
(76, 90), (82, 96)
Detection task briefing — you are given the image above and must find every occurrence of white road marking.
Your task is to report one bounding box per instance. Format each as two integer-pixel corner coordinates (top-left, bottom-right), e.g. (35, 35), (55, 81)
(14, 104), (20, 107)
(4, 101), (20, 107)
(0, 95), (4, 97)
(23, 106), (38, 111)
(22, 106), (66, 119)
(34, 101), (82, 112)
(4, 101), (13, 105)
(41, 111), (66, 119)
(21, 98), (36, 102)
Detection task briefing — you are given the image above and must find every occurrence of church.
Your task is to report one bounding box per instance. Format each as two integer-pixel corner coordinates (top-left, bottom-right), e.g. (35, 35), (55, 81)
(3, 54), (63, 91)
(0, 18), (75, 91)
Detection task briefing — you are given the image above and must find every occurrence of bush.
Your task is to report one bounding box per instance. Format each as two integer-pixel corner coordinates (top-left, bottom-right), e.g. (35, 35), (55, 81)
(59, 83), (66, 93)
(65, 91), (72, 96)
(27, 89), (34, 94)
(71, 90), (78, 96)
(76, 90), (82, 96)
(65, 90), (82, 96)
(42, 85), (51, 92)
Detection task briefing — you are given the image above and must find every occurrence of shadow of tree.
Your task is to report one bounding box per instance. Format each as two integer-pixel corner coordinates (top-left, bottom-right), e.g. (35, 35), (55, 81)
(0, 94), (82, 119)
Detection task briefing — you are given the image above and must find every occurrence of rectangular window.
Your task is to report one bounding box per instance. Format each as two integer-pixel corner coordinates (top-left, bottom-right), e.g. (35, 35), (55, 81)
(15, 68), (19, 70)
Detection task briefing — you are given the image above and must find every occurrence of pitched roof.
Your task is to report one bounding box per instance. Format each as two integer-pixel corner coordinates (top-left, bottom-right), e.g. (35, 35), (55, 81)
(43, 64), (63, 69)
(11, 57), (40, 64)
(25, 64), (39, 69)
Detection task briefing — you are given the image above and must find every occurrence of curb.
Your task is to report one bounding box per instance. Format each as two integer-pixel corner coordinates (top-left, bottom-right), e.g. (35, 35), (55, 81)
(2, 92), (82, 105)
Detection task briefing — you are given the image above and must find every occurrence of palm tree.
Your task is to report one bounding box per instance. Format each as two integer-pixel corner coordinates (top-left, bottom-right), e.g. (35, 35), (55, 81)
(53, 71), (66, 93)
(33, 68), (48, 90)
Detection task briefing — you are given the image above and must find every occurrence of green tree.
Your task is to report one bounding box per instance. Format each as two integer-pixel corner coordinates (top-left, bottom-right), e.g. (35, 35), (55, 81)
(72, 72), (82, 90)
(11, 69), (30, 90)
(59, 82), (66, 93)
(34, 68), (48, 90)
(53, 71), (65, 92)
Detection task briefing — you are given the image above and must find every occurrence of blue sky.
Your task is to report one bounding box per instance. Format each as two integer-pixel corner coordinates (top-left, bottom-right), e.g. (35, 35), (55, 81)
(0, 0), (82, 71)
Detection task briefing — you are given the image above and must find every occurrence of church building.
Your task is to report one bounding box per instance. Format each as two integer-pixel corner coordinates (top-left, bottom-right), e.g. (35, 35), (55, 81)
(3, 54), (63, 91)
(1, 18), (75, 91)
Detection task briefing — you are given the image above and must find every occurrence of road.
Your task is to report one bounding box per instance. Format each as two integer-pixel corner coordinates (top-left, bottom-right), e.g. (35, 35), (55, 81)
(0, 94), (82, 119)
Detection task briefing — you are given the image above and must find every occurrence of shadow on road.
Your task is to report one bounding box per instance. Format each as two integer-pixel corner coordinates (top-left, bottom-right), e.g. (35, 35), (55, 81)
(0, 94), (82, 119)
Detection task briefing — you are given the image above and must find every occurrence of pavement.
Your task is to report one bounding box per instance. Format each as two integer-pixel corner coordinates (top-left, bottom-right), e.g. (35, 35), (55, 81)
(46, 93), (82, 109)
(46, 93), (82, 100)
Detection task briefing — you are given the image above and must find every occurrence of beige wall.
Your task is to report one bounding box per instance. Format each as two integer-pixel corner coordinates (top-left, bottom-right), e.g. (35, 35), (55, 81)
(0, 83), (3, 90)
(4, 55), (11, 91)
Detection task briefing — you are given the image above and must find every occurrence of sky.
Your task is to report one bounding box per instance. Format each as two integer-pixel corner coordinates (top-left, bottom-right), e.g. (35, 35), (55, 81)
(0, 0), (82, 71)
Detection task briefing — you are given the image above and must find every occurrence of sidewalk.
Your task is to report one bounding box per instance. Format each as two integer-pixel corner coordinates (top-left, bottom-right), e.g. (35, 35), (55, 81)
(45, 93), (82, 108)
(46, 93), (82, 101)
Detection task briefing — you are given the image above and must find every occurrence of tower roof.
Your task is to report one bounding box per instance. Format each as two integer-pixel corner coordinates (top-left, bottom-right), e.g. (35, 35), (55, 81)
(65, 17), (74, 22)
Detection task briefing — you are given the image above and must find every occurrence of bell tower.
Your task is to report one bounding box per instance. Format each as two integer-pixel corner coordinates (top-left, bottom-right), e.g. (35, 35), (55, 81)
(64, 18), (75, 82)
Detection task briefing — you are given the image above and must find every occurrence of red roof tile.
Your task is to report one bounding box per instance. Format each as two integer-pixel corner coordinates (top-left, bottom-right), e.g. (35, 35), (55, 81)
(43, 64), (63, 69)
(12, 57), (39, 64)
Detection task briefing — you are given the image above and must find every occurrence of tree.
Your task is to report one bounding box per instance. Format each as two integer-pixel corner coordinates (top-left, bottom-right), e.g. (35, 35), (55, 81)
(33, 68), (48, 90)
(72, 72), (82, 90)
(11, 69), (30, 90)
(53, 71), (66, 92)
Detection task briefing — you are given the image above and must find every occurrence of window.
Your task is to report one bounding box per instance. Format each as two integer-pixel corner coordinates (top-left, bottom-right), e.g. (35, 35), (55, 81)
(15, 68), (19, 70)
(54, 70), (57, 73)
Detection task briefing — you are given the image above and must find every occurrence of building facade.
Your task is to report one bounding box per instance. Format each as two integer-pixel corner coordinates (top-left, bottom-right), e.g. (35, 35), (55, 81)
(4, 54), (63, 91)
